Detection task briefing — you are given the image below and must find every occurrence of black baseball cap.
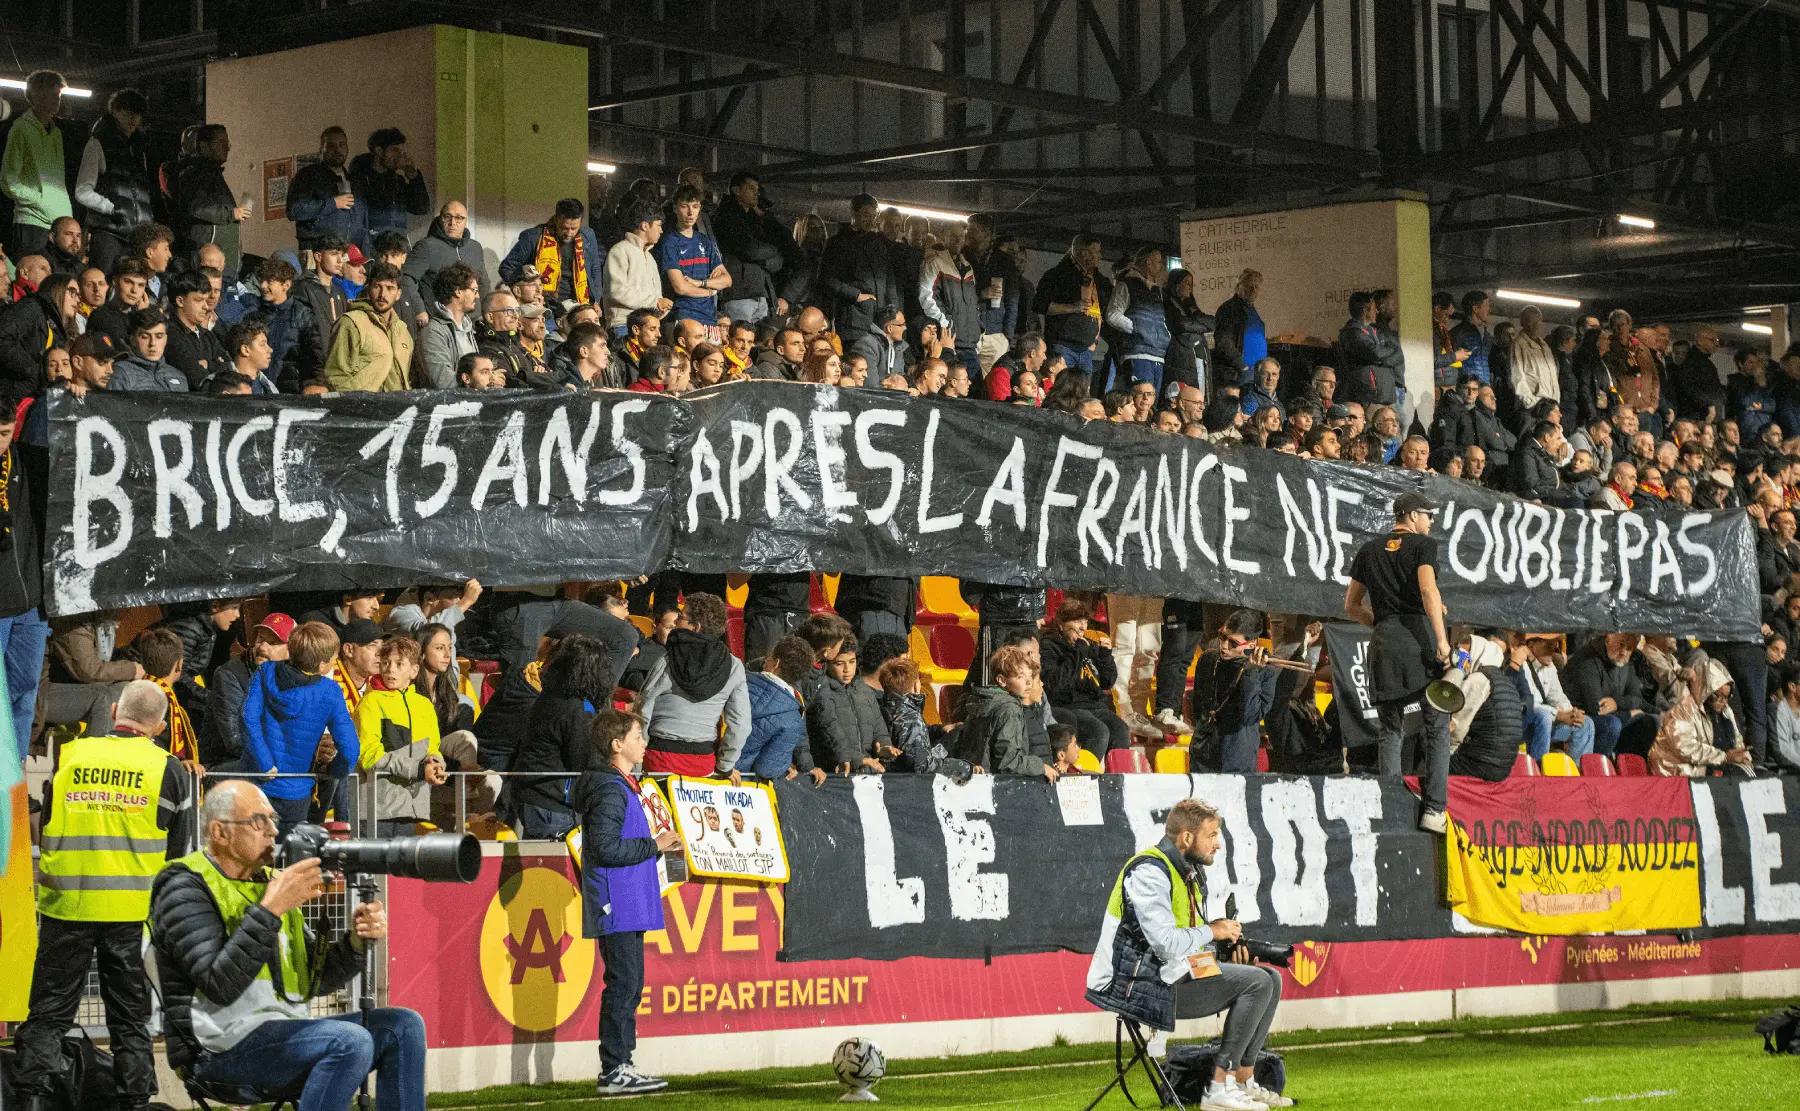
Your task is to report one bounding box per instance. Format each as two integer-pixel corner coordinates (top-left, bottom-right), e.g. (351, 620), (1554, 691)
(1393, 491), (1437, 518)
(340, 618), (384, 646)
(70, 332), (120, 362)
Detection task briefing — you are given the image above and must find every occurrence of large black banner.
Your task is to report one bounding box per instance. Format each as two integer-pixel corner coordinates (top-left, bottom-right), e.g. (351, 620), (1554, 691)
(774, 773), (1450, 961)
(1322, 622), (1420, 750)
(773, 774), (1800, 963)
(47, 383), (1759, 638)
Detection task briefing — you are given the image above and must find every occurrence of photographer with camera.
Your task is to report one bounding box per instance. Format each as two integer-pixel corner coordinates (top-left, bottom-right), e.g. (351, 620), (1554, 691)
(148, 779), (427, 1111)
(1086, 799), (1291, 1111)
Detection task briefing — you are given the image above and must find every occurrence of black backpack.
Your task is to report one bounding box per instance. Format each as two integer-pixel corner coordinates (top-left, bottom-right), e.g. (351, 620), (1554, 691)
(1154, 1040), (1286, 1104)
(1755, 1003), (1800, 1055)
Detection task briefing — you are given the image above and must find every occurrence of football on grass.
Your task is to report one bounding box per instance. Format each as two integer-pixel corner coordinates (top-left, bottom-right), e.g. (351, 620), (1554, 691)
(832, 1037), (887, 1088)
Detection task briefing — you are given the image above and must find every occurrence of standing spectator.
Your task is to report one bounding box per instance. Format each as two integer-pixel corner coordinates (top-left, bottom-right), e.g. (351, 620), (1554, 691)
(963, 212), (1019, 374)
(501, 198), (602, 306)
(1671, 325), (1727, 423)
(1510, 305), (1560, 408)
(202, 613), (292, 772)
(74, 265), (109, 328)
(322, 261), (413, 392)
(125, 222), (174, 301)
(1, 71), (70, 258)
(1104, 246), (1170, 394)
(1450, 290), (1493, 385)
(655, 184), (730, 327)
(603, 200), (670, 336)
(241, 620), (361, 831)
(986, 331), (1046, 403)
(820, 193), (896, 337)
(835, 572), (914, 645)
(734, 636), (826, 782)
(549, 322), (619, 391)
(405, 201), (489, 316)
(217, 257), (322, 391)
(1212, 268), (1267, 388)
(1039, 600), (1130, 758)
(286, 126), (370, 255)
(638, 593), (750, 778)
(417, 262), (481, 389)
(505, 634), (615, 838)
(1160, 269), (1215, 401)
(955, 644), (1058, 780)
(807, 638), (890, 775)
(0, 407), (45, 760)
(349, 128), (430, 238)
(372, 230), (424, 338)
(111, 308), (189, 392)
(848, 306), (908, 384)
(42, 217), (85, 276)
(741, 572), (814, 666)
(577, 709), (678, 1097)
(161, 270), (227, 389)
(355, 636), (448, 834)
(1339, 290), (1402, 412)
(1190, 610), (1280, 774)
(216, 318), (279, 394)
(919, 224), (981, 379)
(173, 125), (248, 273)
(1511, 421), (1568, 504)
(1035, 233), (1108, 376)
(291, 234), (350, 364)
(713, 171), (796, 326)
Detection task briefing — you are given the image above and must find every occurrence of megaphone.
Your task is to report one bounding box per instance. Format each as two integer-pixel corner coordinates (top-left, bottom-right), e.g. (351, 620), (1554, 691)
(1424, 679), (1465, 715)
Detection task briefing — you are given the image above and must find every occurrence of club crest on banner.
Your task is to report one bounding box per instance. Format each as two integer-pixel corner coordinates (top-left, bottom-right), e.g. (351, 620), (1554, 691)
(478, 866), (595, 1032)
(1287, 940), (1331, 987)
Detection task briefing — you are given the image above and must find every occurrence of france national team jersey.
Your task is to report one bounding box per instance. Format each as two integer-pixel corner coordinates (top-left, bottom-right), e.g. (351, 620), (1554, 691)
(654, 226), (722, 324)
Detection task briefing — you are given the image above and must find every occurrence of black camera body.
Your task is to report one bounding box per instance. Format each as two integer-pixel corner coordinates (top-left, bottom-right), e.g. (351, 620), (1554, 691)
(277, 824), (481, 883)
(1213, 893), (1295, 967)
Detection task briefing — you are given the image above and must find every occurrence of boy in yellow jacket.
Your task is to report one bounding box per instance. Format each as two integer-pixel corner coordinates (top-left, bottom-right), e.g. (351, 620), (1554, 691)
(355, 636), (446, 833)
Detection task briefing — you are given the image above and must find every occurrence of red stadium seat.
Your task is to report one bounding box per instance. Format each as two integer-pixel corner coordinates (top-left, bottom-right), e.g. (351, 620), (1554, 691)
(726, 615), (745, 659)
(1616, 753), (1648, 777)
(929, 624), (976, 671)
(1510, 752), (1539, 777)
(1579, 754), (1615, 777)
(1255, 747), (1270, 773)
(1106, 748), (1151, 773)
(937, 683), (966, 724)
(809, 574), (831, 613)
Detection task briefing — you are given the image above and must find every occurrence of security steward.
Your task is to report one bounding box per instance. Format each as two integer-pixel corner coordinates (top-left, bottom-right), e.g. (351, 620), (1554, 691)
(13, 680), (193, 1110)
(1344, 490), (1454, 832)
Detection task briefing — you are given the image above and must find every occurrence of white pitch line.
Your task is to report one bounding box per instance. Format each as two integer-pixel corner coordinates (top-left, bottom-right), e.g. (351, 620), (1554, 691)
(1580, 1090), (1679, 1103)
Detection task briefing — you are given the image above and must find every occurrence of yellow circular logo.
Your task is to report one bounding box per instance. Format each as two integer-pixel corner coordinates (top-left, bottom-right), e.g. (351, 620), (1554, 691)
(478, 865), (595, 1032)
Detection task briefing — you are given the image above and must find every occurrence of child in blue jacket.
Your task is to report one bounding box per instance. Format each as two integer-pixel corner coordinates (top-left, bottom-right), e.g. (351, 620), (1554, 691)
(241, 620), (359, 829)
(729, 637), (825, 783)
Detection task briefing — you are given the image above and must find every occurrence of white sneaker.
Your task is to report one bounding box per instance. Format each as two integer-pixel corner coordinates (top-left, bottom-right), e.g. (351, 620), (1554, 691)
(597, 1063), (668, 1096)
(1418, 809), (1448, 834)
(1123, 711), (1166, 740)
(1246, 1079), (1294, 1107)
(1153, 708), (1194, 735)
(1200, 1076), (1267, 1111)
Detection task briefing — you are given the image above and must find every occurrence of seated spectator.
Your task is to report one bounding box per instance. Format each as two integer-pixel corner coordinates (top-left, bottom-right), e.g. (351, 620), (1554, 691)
(82, 257), (153, 345)
(807, 637), (887, 775)
(751, 327), (806, 381)
(151, 597), (241, 707)
(1562, 633), (1660, 758)
(407, 201), (489, 317)
(303, 589), (384, 638)
(110, 307), (189, 392)
(1514, 633), (1596, 762)
(1650, 659), (1754, 776)
(241, 620), (360, 832)
(736, 636), (825, 783)
(549, 321), (619, 391)
(627, 345), (674, 392)
(638, 593), (750, 778)
(417, 262), (480, 389)
(1443, 635), (1523, 781)
(954, 645), (1057, 781)
(1768, 666), (1800, 774)
(457, 350), (502, 390)
(201, 612), (292, 772)
(1511, 420), (1567, 503)
(1039, 600), (1129, 757)
(504, 633), (615, 838)
(1049, 723), (1091, 776)
(322, 261), (413, 392)
(355, 635), (448, 833)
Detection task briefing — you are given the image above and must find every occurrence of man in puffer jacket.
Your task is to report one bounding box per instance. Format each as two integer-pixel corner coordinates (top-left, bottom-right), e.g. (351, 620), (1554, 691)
(806, 639), (888, 774)
(954, 645), (1058, 781)
(1444, 634), (1525, 781)
(240, 621), (360, 832)
(732, 636), (825, 782)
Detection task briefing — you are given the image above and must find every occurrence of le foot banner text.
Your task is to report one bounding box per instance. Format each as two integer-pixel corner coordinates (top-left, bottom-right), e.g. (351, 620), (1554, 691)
(774, 774), (1800, 961)
(46, 385), (1757, 638)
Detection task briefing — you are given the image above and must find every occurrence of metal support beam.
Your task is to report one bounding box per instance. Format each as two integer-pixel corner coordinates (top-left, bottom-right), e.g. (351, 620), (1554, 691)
(755, 122), (1099, 176)
(588, 67), (785, 111)
(1227, 0), (1318, 129)
(976, 0), (1069, 172)
(1372, 0), (1422, 171)
(1639, 4), (1757, 105)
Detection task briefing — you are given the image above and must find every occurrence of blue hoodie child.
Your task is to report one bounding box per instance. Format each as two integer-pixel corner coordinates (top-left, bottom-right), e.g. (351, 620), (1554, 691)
(241, 660), (360, 800)
(735, 672), (808, 779)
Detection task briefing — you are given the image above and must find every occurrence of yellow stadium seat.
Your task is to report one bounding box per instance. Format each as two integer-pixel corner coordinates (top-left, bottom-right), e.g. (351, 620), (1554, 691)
(1540, 751), (1580, 777)
(1153, 746), (1190, 774)
(823, 573), (840, 607)
(920, 576), (974, 616)
(726, 576), (748, 609)
(1075, 749), (1103, 773)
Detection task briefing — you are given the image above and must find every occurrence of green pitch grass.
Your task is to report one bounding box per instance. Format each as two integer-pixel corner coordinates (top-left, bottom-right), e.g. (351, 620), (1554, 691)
(430, 997), (1794, 1110)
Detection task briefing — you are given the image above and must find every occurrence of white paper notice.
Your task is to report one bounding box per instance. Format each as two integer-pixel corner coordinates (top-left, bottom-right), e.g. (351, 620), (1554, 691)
(1057, 775), (1104, 826)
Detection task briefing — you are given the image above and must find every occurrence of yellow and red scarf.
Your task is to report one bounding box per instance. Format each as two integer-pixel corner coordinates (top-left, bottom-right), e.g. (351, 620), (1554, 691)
(152, 675), (195, 762)
(533, 226), (589, 303)
(332, 660), (366, 717)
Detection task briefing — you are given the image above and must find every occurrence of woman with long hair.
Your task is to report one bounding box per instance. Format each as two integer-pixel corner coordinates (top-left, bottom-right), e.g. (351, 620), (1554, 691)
(412, 623), (471, 736)
(1041, 369), (1092, 415)
(799, 350), (841, 385)
(505, 634), (618, 838)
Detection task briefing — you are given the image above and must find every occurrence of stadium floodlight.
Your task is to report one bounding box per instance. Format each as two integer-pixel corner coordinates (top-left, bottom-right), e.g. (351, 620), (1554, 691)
(1615, 214), (1656, 230)
(0, 77), (92, 97)
(1495, 288), (1582, 310)
(883, 200), (970, 223)
(585, 160), (617, 175)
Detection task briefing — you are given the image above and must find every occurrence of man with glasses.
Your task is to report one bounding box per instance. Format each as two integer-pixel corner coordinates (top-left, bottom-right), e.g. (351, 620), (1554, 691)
(406, 200), (491, 317)
(150, 780), (425, 1110)
(12, 680), (193, 1111)
(477, 289), (531, 385)
(1344, 491), (1454, 832)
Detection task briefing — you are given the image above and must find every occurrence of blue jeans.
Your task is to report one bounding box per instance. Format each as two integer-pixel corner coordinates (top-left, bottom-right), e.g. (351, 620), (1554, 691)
(1592, 711), (1658, 758)
(1053, 343), (1094, 378)
(1118, 355), (1164, 393)
(1524, 705), (1596, 761)
(718, 296), (767, 325)
(192, 1008), (426, 1111)
(0, 606), (50, 759)
(600, 931), (645, 1073)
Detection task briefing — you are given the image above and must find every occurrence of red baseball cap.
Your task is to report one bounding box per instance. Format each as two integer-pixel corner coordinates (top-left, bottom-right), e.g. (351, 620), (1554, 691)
(344, 244), (367, 266)
(253, 613), (296, 643)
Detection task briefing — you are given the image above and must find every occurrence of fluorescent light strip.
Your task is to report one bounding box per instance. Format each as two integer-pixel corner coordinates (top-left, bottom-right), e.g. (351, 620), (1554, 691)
(1494, 288), (1583, 310)
(585, 160), (617, 174)
(1615, 213), (1656, 230)
(0, 77), (92, 97)
(883, 201), (971, 223)
(1743, 322), (1773, 335)
(1743, 306), (1774, 315)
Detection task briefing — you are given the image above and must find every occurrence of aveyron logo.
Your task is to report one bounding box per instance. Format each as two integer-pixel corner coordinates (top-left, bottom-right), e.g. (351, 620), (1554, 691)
(479, 867), (595, 1032)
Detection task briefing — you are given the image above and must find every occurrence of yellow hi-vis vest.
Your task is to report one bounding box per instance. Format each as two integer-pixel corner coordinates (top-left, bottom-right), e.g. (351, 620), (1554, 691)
(37, 734), (171, 922)
(1103, 845), (1200, 928)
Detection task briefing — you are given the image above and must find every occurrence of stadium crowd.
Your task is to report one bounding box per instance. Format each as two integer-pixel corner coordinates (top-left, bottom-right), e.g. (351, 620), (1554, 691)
(3, 70), (1799, 843)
